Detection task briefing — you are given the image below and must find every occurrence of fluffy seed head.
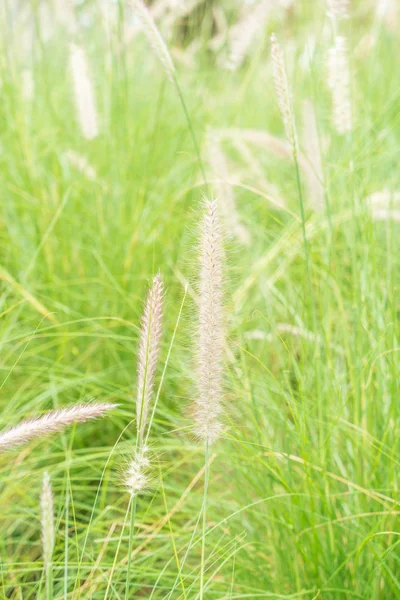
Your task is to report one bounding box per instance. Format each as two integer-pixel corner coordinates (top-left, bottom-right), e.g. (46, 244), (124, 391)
(65, 150), (97, 180)
(225, 1), (272, 71)
(129, 0), (175, 83)
(41, 472), (54, 569)
(302, 100), (324, 211)
(0, 403), (117, 452)
(136, 274), (164, 446)
(270, 33), (297, 150)
(124, 448), (150, 496)
(69, 43), (99, 140)
(327, 0), (350, 19)
(194, 200), (225, 445)
(327, 35), (352, 134)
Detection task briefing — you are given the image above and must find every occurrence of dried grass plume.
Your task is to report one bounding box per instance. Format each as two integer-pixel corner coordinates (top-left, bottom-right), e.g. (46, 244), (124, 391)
(69, 43), (99, 140)
(270, 33), (297, 150)
(129, 0), (176, 82)
(136, 273), (164, 447)
(327, 35), (352, 134)
(0, 402), (117, 452)
(193, 199), (225, 445)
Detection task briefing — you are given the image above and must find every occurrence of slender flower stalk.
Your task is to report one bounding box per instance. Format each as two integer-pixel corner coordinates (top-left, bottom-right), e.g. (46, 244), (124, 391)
(0, 403), (117, 452)
(270, 33), (297, 151)
(206, 131), (250, 244)
(41, 472), (54, 600)
(128, 0), (207, 186)
(271, 34), (315, 335)
(123, 274), (164, 600)
(128, 0), (175, 83)
(69, 43), (99, 140)
(135, 273), (164, 449)
(327, 35), (352, 135)
(194, 199), (225, 600)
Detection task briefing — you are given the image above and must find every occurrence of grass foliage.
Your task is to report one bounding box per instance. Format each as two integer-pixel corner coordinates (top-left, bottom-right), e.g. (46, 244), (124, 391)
(1, 0), (400, 597)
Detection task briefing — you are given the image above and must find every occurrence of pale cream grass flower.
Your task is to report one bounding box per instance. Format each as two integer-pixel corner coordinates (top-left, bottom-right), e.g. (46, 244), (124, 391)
(129, 0), (176, 83)
(194, 200), (225, 445)
(136, 274), (164, 446)
(371, 208), (400, 223)
(53, 0), (77, 33)
(65, 150), (97, 180)
(69, 43), (99, 140)
(327, 35), (352, 135)
(124, 447), (150, 496)
(41, 472), (54, 570)
(21, 70), (34, 102)
(302, 100), (325, 211)
(367, 190), (400, 208)
(205, 131), (250, 244)
(224, 1), (272, 71)
(0, 403), (117, 452)
(270, 33), (297, 150)
(327, 0), (350, 19)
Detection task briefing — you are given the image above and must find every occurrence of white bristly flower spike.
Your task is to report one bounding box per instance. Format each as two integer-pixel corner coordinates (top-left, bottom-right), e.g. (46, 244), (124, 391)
(41, 472), (54, 571)
(270, 33), (297, 151)
(194, 200), (225, 445)
(136, 274), (164, 446)
(69, 43), (99, 140)
(0, 403), (117, 452)
(327, 0), (350, 20)
(129, 0), (176, 83)
(124, 447), (150, 496)
(327, 35), (352, 135)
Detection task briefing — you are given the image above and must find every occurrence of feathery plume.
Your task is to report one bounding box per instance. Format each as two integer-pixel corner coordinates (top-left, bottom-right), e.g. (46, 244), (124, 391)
(0, 403), (117, 452)
(302, 100), (324, 211)
(69, 43), (99, 140)
(124, 447), (150, 496)
(21, 69), (34, 102)
(65, 150), (97, 180)
(206, 131), (250, 244)
(327, 35), (352, 134)
(136, 274), (164, 446)
(224, 1), (272, 71)
(367, 190), (400, 208)
(270, 33), (297, 150)
(327, 0), (350, 20)
(194, 200), (225, 445)
(41, 472), (54, 570)
(129, 0), (176, 83)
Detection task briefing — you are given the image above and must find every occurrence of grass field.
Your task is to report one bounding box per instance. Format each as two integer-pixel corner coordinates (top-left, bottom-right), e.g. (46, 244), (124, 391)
(1, 0), (400, 598)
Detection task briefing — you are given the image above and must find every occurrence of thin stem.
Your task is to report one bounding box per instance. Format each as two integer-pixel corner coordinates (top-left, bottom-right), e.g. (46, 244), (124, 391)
(199, 440), (210, 600)
(125, 494), (138, 600)
(45, 562), (53, 600)
(173, 76), (208, 190)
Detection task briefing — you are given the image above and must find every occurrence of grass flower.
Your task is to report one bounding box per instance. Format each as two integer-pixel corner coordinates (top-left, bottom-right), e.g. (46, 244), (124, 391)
(194, 200), (225, 445)
(270, 33), (297, 150)
(129, 0), (175, 83)
(0, 403), (117, 452)
(327, 0), (350, 20)
(69, 43), (99, 140)
(136, 273), (164, 447)
(327, 35), (352, 134)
